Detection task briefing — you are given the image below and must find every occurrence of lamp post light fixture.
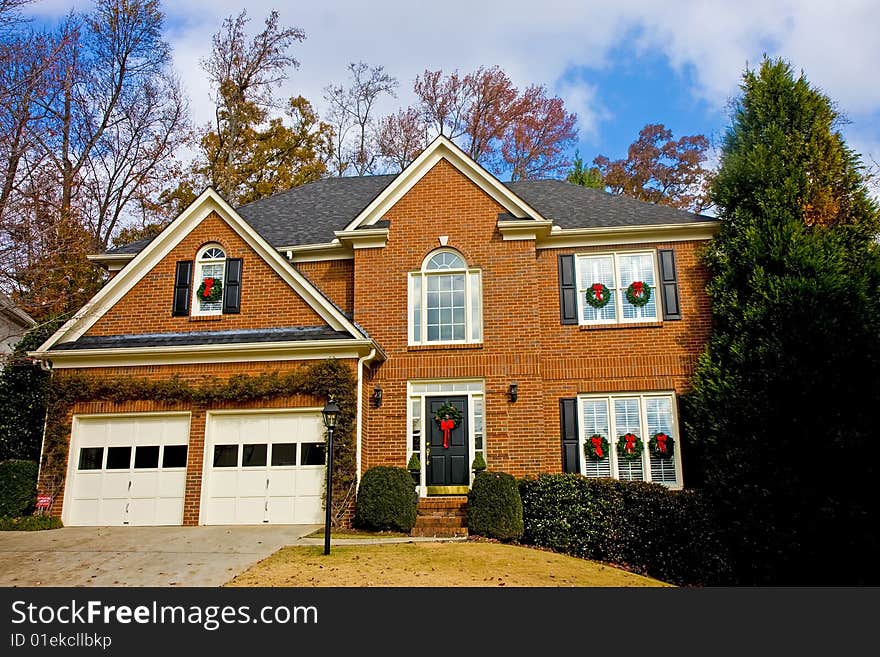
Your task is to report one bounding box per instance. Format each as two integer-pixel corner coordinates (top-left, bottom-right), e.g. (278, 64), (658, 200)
(321, 397), (340, 556)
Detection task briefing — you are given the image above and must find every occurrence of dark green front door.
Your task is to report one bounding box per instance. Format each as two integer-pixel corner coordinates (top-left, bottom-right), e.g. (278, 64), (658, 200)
(426, 396), (468, 491)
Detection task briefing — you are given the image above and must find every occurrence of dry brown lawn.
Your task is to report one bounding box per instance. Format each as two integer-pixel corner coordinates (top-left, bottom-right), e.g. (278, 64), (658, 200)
(226, 540), (671, 587)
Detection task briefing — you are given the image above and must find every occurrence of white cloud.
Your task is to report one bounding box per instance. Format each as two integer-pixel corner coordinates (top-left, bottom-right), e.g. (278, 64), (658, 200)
(26, 1), (879, 153)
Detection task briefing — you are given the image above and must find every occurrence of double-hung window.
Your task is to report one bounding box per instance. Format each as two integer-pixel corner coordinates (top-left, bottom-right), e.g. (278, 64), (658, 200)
(576, 251), (658, 324)
(409, 250), (482, 344)
(578, 392), (681, 488)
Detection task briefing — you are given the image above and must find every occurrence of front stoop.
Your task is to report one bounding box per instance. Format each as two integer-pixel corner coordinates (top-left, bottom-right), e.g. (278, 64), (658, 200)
(411, 496), (468, 538)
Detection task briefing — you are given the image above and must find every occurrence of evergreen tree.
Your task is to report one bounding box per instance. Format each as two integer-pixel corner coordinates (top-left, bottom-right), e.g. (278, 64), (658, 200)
(685, 58), (880, 584)
(565, 151), (603, 188)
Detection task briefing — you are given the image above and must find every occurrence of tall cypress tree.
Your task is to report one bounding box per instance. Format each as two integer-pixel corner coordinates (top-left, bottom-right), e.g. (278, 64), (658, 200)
(685, 58), (880, 584)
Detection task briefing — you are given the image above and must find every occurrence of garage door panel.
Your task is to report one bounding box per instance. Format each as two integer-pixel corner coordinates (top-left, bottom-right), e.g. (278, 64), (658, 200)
(294, 498), (322, 524)
(266, 497), (295, 524)
(267, 470), (296, 495)
(204, 412), (324, 525)
(66, 415), (190, 527)
(296, 469), (324, 495)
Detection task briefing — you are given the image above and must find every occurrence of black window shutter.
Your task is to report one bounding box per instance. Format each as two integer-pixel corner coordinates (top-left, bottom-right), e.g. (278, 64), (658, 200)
(658, 249), (681, 320)
(172, 261), (193, 316)
(560, 398), (580, 473)
(223, 258), (243, 314)
(558, 254), (577, 325)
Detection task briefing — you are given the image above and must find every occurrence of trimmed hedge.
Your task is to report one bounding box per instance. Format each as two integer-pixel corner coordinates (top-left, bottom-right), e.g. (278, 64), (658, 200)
(0, 515), (62, 531)
(467, 471), (523, 542)
(0, 460), (38, 518)
(518, 474), (730, 586)
(354, 466), (418, 532)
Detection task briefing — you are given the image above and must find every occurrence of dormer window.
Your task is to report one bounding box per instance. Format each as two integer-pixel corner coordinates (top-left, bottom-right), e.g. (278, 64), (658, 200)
(193, 244), (226, 316)
(172, 245), (242, 318)
(408, 249), (482, 345)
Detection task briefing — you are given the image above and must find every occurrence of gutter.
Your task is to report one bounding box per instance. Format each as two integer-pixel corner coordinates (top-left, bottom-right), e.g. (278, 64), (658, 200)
(356, 348), (378, 492)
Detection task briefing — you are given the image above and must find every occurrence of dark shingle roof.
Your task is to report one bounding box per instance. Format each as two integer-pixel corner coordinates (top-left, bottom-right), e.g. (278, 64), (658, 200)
(105, 236), (157, 255)
(236, 175), (397, 246)
(50, 326), (352, 351)
(102, 175), (714, 257)
(505, 179), (714, 228)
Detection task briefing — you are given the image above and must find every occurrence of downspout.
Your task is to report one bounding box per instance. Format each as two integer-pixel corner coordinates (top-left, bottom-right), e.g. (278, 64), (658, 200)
(356, 348), (377, 490)
(35, 359), (53, 502)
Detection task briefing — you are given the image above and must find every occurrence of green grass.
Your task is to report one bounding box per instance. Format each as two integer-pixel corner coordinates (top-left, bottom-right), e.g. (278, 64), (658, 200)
(303, 527), (409, 539)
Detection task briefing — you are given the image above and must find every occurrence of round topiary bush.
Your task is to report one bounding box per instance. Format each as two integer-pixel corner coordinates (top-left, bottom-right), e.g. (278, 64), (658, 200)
(354, 466), (418, 532)
(0, 459), (38, 517)
(468, 470), (523, 541)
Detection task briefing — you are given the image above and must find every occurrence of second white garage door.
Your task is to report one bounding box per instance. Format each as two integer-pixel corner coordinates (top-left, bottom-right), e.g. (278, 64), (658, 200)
(203, 411), (326, 525)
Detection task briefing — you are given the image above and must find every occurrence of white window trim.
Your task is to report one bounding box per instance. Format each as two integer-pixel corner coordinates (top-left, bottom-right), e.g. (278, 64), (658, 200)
(575, 250), (660, 326)
(406, 379), (485, 497)
(408, 250), (483, 346)
(191, 243), (226, 317)
(576, 391), (683, 489)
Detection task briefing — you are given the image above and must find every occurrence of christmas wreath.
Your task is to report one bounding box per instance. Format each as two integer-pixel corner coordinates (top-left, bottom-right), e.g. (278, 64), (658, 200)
(648, 432), (675, 460)
(197, 277), (223, 303)
(625, 281), (651, 307)
(585, 282), (611, 309)
(617, 432), (644, 460)
(433, 402), (462, 428)
(584, 433), (610, 461)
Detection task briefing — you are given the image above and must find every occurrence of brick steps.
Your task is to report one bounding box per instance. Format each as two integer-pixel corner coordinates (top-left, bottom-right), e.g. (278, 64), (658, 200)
(411, 496), (468, 538)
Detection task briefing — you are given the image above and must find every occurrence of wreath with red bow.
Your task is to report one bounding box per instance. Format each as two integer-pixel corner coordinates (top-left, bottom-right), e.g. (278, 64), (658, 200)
(584, 433), (610, 461)
(196, 277), (223, 303)
(617, 432), (644, 460)
(433, 402), (462, 428)
(585, 282), (611, 309)
(625, 281), (652, 307)
(648, 432), (675, 460)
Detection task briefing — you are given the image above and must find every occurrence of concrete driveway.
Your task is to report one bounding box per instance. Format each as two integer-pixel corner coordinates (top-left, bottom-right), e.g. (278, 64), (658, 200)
(0, 525), (321, 587)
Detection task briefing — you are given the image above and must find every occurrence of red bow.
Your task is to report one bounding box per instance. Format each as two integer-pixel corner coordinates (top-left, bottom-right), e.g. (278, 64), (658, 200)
(624, 434), (637, 453)
(440, 418), (455, 449)
(656, 433), (668, 453)
(591, 436), (604, 458)
(591, 283), (605, 301)
(631, 281), (645, 297)
(202, 277), (215, 298)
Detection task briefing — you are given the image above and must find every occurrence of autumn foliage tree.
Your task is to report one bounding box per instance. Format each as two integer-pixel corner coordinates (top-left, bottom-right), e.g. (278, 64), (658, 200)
(161, 10), (332, 212)
(377, 107), (427, 172)
(593, 124), (712, 212)
(409, 66), (577, 179)
(0, 0), (188, 321)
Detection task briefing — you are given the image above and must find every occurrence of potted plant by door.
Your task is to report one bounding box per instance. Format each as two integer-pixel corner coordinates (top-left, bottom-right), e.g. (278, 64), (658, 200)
(407, 453), (421, 486)
(471, 452), (487, 476)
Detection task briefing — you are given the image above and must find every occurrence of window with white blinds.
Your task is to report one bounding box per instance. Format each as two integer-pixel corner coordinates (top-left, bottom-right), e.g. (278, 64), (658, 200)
(575, 251), (659, 325)
(577, 392), (681, 488)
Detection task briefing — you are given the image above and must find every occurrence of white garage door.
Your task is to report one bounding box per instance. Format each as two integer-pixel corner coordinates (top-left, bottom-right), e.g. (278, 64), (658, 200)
(65, 415), (190, 526)
(203, 412), (326, 525)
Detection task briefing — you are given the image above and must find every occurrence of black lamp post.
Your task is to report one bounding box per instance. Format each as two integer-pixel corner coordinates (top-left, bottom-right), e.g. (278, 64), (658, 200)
(321, 397), (340, 556)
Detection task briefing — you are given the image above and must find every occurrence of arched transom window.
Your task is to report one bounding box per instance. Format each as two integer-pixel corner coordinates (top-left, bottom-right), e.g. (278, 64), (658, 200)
(193, 243), (226, 315)
(408, 249), (482, 344)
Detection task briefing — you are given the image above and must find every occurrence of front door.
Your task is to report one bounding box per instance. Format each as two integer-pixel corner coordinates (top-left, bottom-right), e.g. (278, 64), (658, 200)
(426, 396), (468, 494)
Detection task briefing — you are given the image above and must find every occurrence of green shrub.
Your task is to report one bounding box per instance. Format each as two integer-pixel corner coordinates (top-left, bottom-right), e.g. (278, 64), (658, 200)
(467, 471), (523, 541)
(354, 466), (418, 532)
(518, 474), (730, 586)
(0, 459), (38, 517)
(0, 515), (63, 531)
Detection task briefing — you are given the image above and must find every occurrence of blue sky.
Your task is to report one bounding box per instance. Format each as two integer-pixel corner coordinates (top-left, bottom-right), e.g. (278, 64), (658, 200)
(24, 1), (880, 188)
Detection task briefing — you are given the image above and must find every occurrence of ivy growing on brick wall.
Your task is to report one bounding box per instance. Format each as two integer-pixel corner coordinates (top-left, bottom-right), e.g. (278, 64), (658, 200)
(41, 359), (357, 524)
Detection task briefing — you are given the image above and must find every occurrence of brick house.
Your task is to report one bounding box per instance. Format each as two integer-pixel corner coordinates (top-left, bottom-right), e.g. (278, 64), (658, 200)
(31, 136), (717, 528)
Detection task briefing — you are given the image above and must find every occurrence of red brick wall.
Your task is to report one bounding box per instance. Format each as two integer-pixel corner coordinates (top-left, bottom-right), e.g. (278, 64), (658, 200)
(296, 259), (354, 315)
(87, 212), (327, 336)
(40, 359), (356, 525)
(354, 160), (712, 478)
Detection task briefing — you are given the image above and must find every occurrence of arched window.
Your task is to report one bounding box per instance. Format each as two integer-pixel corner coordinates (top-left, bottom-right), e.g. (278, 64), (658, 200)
(192, 243), (226, 316)
(408, 249), (482, 344)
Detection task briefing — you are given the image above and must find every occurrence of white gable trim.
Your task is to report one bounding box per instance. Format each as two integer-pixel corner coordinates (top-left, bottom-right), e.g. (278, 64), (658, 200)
(37, 188), (367, 353)
(342, 135), (548, 232)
